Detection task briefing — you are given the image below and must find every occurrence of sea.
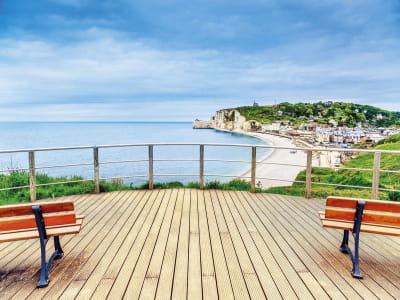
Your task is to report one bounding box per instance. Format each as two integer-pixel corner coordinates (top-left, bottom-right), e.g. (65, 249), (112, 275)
(0, 122), (270, 185)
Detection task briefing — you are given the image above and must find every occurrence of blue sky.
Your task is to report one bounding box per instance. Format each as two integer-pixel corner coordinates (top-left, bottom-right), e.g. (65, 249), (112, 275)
(1, 0), (400, 121)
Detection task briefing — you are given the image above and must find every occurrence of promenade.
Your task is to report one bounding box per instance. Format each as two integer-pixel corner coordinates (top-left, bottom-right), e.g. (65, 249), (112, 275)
(0, 189), (399, 299)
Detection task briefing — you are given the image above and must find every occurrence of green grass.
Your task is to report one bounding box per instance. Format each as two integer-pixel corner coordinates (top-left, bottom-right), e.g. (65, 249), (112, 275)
(0, 172), (128, 205)
(0, 171), (258, 205)
(262, 137), (400, 201)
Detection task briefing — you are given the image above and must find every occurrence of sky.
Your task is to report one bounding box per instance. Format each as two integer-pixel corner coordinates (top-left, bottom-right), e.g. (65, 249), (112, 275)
(1, 0), (400, 121)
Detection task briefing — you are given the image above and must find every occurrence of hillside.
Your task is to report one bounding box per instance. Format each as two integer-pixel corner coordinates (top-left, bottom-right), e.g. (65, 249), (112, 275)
(235, 101), (400, 127)
(266, 133), (400, 200)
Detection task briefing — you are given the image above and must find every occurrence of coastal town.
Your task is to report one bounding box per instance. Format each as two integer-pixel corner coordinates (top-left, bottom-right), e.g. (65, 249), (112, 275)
(193, 106), (400, 148)
(193, 106), (400, 172)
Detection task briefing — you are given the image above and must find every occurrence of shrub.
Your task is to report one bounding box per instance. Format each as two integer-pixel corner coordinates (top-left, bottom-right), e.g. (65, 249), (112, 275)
(224, 179), (251, 191)
(205, 181), (224, 189)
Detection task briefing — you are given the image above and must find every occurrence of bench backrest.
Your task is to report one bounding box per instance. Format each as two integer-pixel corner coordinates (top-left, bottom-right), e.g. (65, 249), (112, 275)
(325, 196), (400, 227)
(0, 200), (77, 232)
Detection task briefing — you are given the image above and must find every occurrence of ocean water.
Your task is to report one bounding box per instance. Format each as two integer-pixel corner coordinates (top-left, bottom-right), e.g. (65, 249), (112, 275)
(0, 122), (270, 184)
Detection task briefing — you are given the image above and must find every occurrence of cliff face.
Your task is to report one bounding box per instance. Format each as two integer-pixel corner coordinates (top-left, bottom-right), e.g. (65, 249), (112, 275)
(192, 120), (215, 129)
(193, 109), (261, 131)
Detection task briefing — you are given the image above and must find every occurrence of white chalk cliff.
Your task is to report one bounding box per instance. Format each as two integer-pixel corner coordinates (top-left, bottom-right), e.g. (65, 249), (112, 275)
(193, 109), (261, 132)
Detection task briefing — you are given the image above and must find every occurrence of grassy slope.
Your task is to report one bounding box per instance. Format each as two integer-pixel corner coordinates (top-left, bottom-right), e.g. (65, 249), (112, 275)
(265, 135), (400, 200)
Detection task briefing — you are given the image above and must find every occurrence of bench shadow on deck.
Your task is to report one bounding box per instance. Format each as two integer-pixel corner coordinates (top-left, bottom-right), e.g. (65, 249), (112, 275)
(0, 189), (399, 299)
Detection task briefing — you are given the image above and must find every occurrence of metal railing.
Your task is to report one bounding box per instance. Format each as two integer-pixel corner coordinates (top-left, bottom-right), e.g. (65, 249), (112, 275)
(1, 143), (400, 201)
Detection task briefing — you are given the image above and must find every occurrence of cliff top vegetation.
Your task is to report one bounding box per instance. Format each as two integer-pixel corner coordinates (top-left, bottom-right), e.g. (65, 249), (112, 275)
(233, 101), (400, 127)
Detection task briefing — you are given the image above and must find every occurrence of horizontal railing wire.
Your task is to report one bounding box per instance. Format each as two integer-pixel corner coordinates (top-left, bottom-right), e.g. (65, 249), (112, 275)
(2, 143), (400, 200)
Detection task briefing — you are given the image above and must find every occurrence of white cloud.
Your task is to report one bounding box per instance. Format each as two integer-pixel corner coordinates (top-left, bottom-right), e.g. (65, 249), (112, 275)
(1, 28), (400, 121)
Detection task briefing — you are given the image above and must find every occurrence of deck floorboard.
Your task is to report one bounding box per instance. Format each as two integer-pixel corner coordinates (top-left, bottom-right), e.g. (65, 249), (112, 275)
(0, 189), (399, 299)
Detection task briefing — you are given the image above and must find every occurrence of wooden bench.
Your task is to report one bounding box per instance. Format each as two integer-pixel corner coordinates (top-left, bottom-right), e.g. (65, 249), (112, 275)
(319, 196), (400, 279)
(0, 200), (84, 287)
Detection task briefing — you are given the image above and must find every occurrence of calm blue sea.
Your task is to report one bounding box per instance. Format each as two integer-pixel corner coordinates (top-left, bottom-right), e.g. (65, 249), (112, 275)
(0, 122), (270, 184)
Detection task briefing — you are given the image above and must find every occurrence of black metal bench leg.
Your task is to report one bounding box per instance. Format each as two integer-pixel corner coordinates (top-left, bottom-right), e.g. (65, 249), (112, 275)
(37, 236), (50, 288)
(33, 205), (65, 288)
(340, 230), (350, 254)
(33, 206), (51, 288)
(351, 231), (363, 279)
(350, 200), (365, 279)
(53, 236), (64, 260)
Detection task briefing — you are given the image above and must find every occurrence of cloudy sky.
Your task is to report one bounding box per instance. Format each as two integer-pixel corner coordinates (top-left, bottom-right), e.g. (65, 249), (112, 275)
(1, 0), (400, 121)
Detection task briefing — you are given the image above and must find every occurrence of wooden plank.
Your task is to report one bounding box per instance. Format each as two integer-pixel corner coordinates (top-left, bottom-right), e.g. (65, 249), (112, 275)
(317, 205), (400, 263)
(19, 192), (126, 298)
(73, 190), (153, 300)
(267, 194), (376, 299)
(213, 190), (251, 300)
(327, 196), (400, 213)
(321, 218), (400, 236)
(268, 193), (397, 300)
(0, 192), (109, 299)
(324, 208), (400, 227)
(0, 200), (74, 217)
(123, 188), (173, 299)
(293, 195), (400, 299)
(137, 189), (177, 300)
(196, 189), (218, 300)
(50, 191), (135, 297)
(99, 190), (158, 281)
(326, 197), (358, 208)
(187, 189), (202, 300)
(248, 193), (349, 299)
(0, 193), (94, 293)
(204, 190), (234, 300)
(229, 191), (309, 300)
(106, 190), (165, 299)
(325, 208), (355, 221)
(0, 213), (77, 232)
(171, 189), (191, 299)
(88, 190), (159, 299)
(0, 196), (84, 276)
(154, 189), (184, 300)
(124, 190), (174, 299)
(0, 190), (399, 299)
(76, 190), (150, 300)
(59, 279), (86, 300)
(0, 218), (84, 243)
(90, 278), (114, 300)
(218, 190), (267, 300)
(298, 271), (330, 299)
(230, 191), (314, 300)
(12, 191), (127, 299)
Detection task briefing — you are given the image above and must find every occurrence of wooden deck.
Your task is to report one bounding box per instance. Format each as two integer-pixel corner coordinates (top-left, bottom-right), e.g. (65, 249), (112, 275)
(0, 189), (399, 299)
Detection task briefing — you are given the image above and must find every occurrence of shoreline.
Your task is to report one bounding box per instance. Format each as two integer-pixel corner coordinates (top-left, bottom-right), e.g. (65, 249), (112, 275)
(219, 129), (308, 189)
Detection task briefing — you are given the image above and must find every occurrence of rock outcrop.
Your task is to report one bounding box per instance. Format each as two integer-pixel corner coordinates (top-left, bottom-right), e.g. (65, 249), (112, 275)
(192, 119), (215, 129)
(193, 109), (261, 132)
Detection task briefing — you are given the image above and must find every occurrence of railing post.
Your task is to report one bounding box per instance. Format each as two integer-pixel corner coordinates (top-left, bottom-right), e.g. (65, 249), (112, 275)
(372, 152), (381, 200)
(29, 151), (36, 202)
(251, 146), (256, 193)
(93, 147), (100, 193)
(305, 150), (313, 199)
(200, 145), (204, 189)
(148, 145), (154, 190)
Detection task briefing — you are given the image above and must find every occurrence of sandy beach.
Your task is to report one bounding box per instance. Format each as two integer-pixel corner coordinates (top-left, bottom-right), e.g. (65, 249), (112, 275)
(235, 131), (309, 189)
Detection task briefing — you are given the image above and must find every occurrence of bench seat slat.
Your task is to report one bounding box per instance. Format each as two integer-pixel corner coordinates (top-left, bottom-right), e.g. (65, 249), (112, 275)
(327, 196), (400, 213)
(0, 213), (77, 232)
(0, 200), (75, 218)
(326, 197), (358, 209)
(0, 216), (84, 243)
(325, 208), (355, 221)
(325, 208), (400, 226)
(319, 212), (400, 236)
